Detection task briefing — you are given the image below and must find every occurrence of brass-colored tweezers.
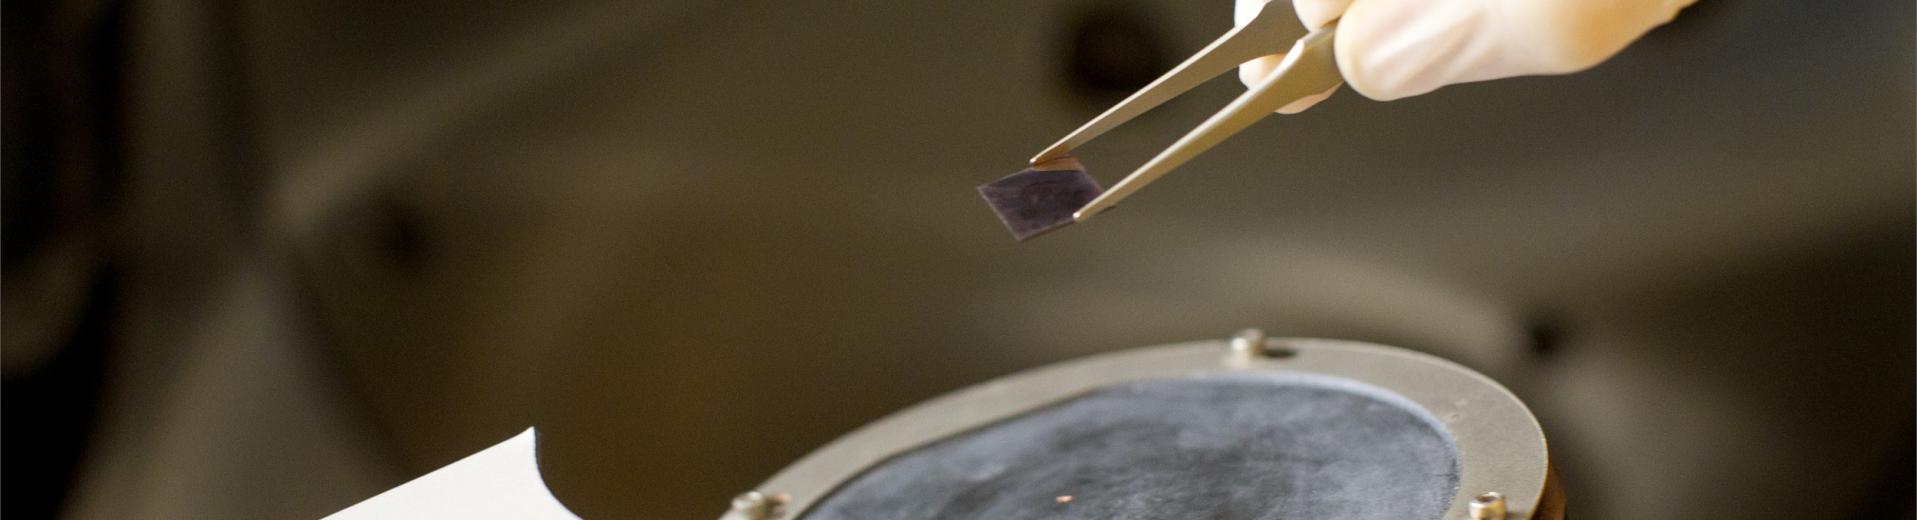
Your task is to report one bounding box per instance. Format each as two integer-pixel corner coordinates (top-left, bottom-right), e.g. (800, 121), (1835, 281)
(1032, 6), (1342, 221)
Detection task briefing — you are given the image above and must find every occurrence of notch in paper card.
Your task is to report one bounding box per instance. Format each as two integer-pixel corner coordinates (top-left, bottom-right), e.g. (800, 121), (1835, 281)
(325, 428), (579, 519)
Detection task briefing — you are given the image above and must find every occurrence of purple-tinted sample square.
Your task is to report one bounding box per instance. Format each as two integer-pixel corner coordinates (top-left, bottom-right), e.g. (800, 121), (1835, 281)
(977, 166), (1103, 241)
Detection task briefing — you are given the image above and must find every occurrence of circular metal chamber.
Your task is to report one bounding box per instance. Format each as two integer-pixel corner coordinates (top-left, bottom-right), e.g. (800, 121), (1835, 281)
(727, 334), (1557, 519)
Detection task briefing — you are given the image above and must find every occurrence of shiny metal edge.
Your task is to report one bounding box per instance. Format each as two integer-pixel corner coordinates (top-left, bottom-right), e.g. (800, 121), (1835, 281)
(740, 337), (1550, 520)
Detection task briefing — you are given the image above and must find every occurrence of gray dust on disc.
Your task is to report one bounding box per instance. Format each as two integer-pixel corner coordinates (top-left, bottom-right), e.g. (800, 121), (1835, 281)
(802, 374), (1460, 520)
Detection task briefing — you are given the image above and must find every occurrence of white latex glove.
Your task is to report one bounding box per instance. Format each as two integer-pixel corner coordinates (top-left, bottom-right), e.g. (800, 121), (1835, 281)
(1236, 0), (1696, 113)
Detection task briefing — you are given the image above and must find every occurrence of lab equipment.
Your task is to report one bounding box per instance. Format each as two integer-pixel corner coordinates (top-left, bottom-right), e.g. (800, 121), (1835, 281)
(979, 3), (1340, 240)
(726, 330), (1563, 519)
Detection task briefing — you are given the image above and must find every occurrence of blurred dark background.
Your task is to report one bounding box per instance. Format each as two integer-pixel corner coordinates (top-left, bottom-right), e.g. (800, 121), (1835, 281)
(3, 1), (1911, 518)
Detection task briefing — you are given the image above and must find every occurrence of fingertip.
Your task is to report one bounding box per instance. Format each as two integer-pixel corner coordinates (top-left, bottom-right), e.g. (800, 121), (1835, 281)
(1291, 0), (1356, 29)
(1237, 54), (1284, 88)
(1331, 0), (1442, 101)
(1275, 83), (1338, 114)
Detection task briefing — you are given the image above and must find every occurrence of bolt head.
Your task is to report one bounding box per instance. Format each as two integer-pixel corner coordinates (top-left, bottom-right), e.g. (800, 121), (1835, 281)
(1230, 328), (1266, 357)
(729, 491), (788, 519)
(1468, 491), (1507, 519)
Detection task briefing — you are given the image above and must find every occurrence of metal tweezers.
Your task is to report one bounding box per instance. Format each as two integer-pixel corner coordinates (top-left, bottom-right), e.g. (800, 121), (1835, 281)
(1033, 6), (1342, 222)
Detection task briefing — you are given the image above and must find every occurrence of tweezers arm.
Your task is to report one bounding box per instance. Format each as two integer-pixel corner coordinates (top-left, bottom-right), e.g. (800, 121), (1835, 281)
(1030, 5), (1302, 165)
(1073, 23), (1341, 221)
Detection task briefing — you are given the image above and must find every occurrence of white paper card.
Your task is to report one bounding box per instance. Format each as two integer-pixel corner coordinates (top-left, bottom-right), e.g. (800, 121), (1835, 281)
(325, 428), (579, 519)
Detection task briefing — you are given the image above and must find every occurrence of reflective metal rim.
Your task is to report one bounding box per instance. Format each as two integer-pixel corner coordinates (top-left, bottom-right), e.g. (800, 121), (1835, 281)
(741, 337), (1550, 519)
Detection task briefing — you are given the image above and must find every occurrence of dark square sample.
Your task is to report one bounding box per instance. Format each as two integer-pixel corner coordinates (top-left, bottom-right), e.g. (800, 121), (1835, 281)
(977, 165), (1102, 241)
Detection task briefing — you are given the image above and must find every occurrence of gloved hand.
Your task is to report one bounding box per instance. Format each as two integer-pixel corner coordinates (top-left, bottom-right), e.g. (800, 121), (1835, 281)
(1237, 0), (1697, 113)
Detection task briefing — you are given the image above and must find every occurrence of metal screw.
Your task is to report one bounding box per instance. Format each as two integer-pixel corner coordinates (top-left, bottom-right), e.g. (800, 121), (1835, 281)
(726, 491), (788, 520)
(1230, 328), (1296, 359)
(1230, 328), (1267, 360)
(1469, 491), (1507, 520)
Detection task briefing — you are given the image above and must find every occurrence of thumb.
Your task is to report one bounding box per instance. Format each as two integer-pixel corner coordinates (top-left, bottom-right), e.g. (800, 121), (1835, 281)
(1236, 0), (1350, 113)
